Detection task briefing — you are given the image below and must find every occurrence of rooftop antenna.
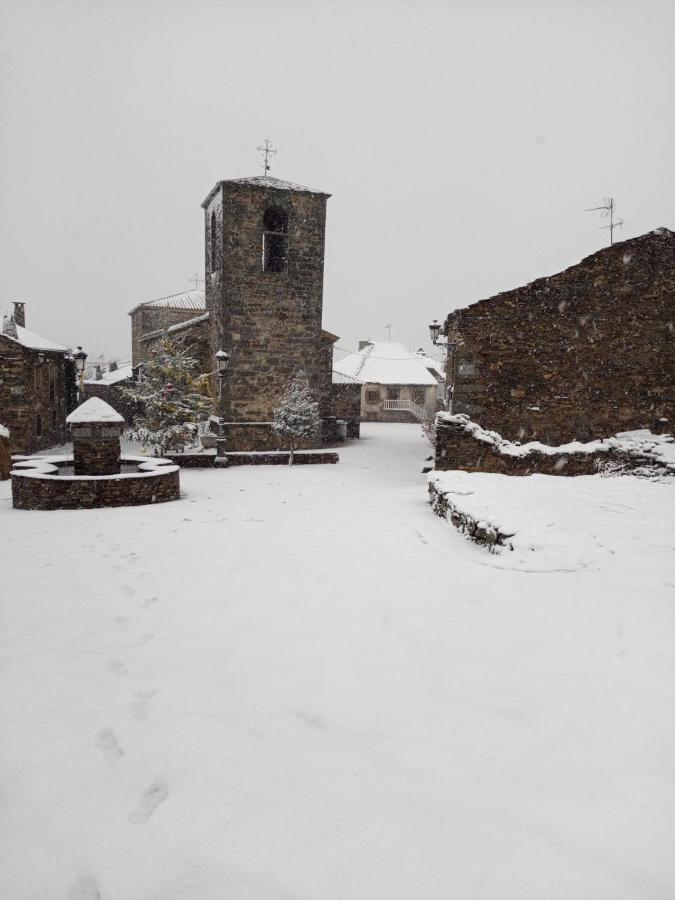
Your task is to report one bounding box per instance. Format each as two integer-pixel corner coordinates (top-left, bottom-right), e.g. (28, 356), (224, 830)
(189, 273), (204, 290)
(586, 197), (624, 245)
(257, 139), (277, 176)
(385, 322), (391, 341)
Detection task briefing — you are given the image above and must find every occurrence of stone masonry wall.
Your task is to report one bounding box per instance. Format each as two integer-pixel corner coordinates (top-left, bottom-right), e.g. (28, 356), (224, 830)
(434, 413), (674, 476)
(445, 229), (675, 444)
(12, 467), (179, 510)
(131, 306), (205, 368)
(330, 383), (361, 437)
(0, 336), (70, 453)
(205, 182), (330, 445)
(0, 430), (10, 479)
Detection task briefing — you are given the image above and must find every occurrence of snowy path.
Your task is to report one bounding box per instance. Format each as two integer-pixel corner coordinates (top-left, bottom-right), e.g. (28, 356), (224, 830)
(0, 424), (673, 900)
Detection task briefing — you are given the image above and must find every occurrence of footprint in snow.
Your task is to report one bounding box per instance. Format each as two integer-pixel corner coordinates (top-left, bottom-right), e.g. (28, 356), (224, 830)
(67, 875), (100, 900)
(132, 633), (155, 647)
(140, 596), (158, 609)
(128, 778), (169, 824)
(107, 659), (128, 676)
(114, 616), (129, 627)
(94, 728), (123, 761)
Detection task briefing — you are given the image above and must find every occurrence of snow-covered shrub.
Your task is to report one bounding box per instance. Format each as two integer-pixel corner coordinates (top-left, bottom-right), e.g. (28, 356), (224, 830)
(121, 335), (213, 454)
(273, 370), (321, 465)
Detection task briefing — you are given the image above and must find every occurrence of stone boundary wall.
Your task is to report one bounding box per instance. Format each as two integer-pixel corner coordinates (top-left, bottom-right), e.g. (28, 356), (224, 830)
(11, 456), (180, 510)
(435, 413), (675, 476)
(428, 480), (511, 550)
(225, 451), (339, 466)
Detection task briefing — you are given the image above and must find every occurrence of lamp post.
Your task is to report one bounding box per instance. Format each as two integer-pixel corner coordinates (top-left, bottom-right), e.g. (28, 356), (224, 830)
(73, 346), (87, 402)
(214, 349), (230, 460)
(429, 319), (441, 345)
(215, 349), (230, 404)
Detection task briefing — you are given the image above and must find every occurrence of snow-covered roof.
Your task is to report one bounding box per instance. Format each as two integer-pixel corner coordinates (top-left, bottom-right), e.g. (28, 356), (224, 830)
(202, 175), (330, 208)
(332, 370), (362, 385)
(84, 363), (133, 386)
(1, 322), (68, 353)
(128, 289), (206, 316)
(333, 342), (445, 386)
(66, 397), (125, 425)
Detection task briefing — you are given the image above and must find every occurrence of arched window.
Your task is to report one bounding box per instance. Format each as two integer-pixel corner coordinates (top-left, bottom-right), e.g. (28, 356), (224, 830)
(262, 206), (289, 273)
(36, 414), (42, 438)
(210, 211), (218, 272)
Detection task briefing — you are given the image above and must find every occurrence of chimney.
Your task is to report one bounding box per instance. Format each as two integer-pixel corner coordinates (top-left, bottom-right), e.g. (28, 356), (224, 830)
(358, 340), (372, 351)
(12, 301), (26, 328)
(109, 360), (118, 372)
(94, 365), (102, 380)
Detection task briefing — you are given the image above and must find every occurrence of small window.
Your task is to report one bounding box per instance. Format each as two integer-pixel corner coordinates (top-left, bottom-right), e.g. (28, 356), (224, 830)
(366, 390), (380, 403)
(36, 414), (42, 437)
(210, 211), (218, 271)
(387, 387), (400, 400)
(262, 206), (289, 273)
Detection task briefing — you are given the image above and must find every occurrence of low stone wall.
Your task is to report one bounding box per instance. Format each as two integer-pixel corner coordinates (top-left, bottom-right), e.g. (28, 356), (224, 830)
(11, 456), (180, 510)
(435, 413), (675, 476)
(0, 428), (10, 480)
(165, 452), (216, 467)
(225, 451), (339, 466)
(428, 480), (510, 550)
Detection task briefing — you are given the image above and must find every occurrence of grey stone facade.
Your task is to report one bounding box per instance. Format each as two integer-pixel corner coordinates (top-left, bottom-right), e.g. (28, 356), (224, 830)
(202, 176), (333, 449)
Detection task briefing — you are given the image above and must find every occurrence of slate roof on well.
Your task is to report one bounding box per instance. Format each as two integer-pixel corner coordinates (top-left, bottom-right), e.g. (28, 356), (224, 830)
(128, 289), (205, 316)
(67, 397), (125, 425)
(333, 342), (445, 386)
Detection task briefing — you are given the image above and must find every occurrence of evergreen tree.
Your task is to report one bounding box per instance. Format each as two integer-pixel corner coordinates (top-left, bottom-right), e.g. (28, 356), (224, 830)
(273, 370), (321, 464)
(121, 335), (213, 454)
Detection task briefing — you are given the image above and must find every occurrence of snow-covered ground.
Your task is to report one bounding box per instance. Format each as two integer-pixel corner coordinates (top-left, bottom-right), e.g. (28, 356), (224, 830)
(1, 424), (673, 900)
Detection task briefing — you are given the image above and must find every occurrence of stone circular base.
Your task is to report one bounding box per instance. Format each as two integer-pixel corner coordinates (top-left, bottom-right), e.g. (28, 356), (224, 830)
(10, 455), (180, 510)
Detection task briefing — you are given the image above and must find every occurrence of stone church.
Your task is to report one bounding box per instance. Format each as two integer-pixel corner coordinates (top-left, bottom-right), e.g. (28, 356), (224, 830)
(129, 175), (339, 450)
(202, 175), (337, 450)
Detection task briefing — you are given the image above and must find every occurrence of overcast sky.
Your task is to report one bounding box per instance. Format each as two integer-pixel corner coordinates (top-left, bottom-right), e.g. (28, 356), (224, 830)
(1, 0), (673, 364)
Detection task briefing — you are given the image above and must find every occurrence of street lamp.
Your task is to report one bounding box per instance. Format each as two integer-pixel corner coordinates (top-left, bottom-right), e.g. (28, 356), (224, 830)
(73, 346), (87, 401)
(214, 350), (230, 460)
(428, 320), (441, 345)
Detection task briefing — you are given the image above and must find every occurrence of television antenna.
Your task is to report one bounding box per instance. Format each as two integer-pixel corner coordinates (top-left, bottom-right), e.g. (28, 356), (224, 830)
(586, 197), (624, 245)
(257, 139), (277, 175)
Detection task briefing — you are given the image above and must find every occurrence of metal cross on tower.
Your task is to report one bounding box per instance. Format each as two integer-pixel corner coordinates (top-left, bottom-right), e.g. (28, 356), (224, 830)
(189, 273), (204, 290)
(257, 139), (277, 175)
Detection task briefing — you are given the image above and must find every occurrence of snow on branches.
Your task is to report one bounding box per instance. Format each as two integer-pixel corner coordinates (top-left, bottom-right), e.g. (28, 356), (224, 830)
(121, 335), (213, 453)
(273, 370), (321, 464)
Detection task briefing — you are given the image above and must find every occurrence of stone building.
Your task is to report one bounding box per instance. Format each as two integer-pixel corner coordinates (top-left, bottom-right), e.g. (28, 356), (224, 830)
(82, 361), (137, 425)
(129, 289), (209, 372)
(333, 341), (445, 422)
(442, 228), (675, 444)
(0, 302), (76, 453)
(202, 175), (337, 449)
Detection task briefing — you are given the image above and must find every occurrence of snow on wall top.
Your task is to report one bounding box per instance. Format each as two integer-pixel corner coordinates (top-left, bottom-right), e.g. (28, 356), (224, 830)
(1, 323), (68, 353)
(0, 423), (9, 439)
(201, 175), (331, 208)
(128, 289), (205, 316)
(66, 397), (125, 425)
(333, 342), (445, 386)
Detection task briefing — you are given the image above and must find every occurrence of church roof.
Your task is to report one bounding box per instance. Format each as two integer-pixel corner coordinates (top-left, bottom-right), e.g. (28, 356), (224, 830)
(128, 289), (205, 316)
(201, 175), (330, 208)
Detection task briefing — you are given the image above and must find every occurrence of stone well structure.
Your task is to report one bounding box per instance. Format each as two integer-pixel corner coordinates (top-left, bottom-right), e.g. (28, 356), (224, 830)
(67, 397), (125, 475)
(10, 398), (180, 510)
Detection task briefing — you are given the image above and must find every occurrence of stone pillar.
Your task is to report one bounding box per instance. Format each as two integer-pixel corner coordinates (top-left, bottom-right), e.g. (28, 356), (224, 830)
(66, 397), (125, 475)
(71, 422), (122, 475)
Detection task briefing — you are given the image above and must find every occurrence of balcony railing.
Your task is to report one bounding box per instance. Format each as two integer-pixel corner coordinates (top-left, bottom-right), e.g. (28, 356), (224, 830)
(382, 399), (430, 422)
